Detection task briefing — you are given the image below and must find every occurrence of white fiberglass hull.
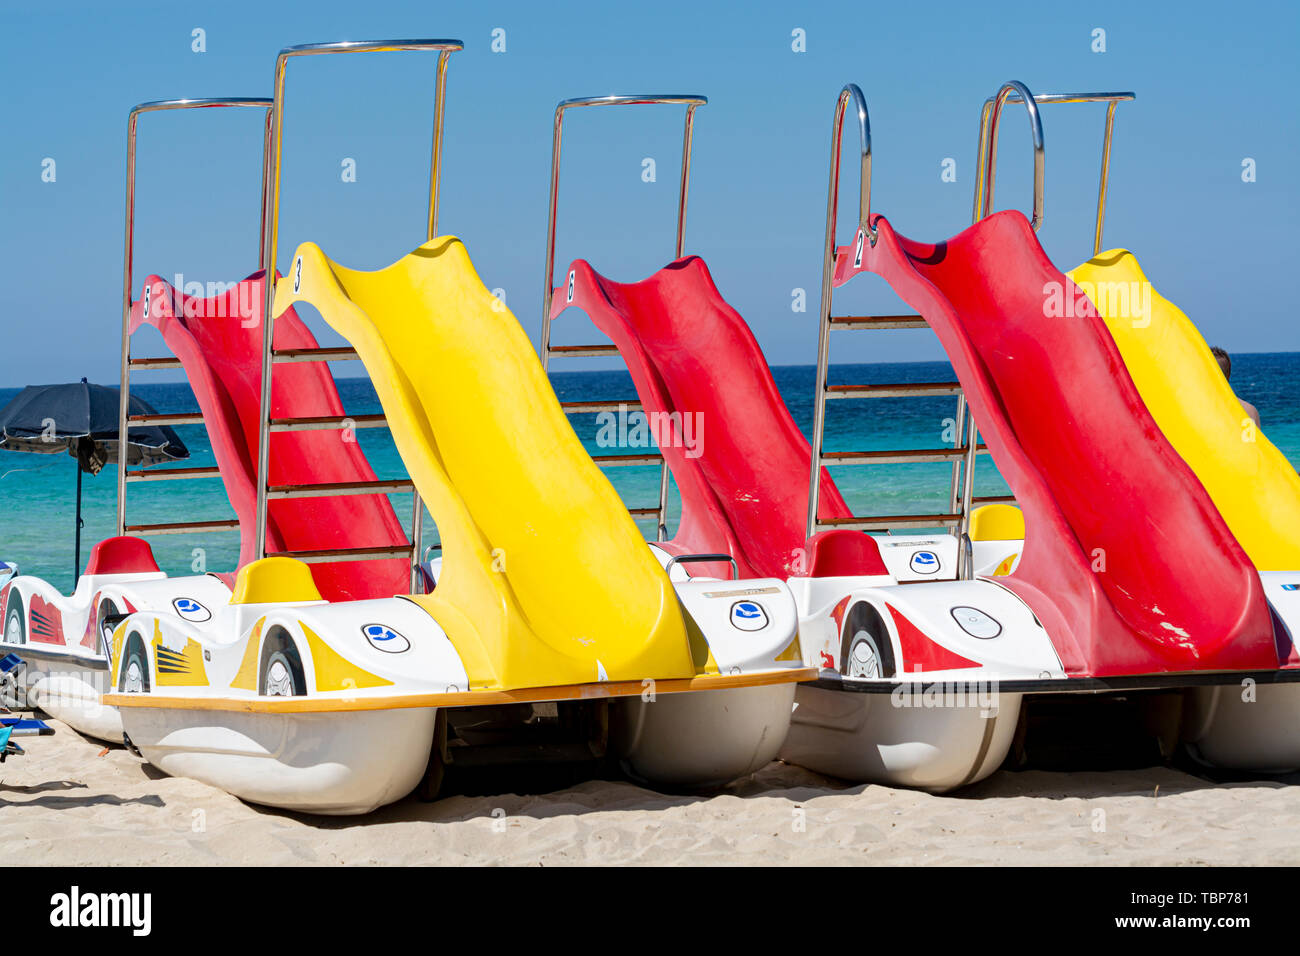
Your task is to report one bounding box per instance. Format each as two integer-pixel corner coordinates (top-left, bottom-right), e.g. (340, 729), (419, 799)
(30, 674), (124, 743)
(120, 705), (438, 815)
(781, 684), (1022, 793)
(1184, 682), (1300, 773)
(9, 645), (123, 743)
(612, 683), (797, 788)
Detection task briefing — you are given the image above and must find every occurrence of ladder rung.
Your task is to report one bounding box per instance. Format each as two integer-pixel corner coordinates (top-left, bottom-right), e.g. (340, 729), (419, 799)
(273, 544), (415, 564)
(560, 400), (643, 414)
(547, 344), (619, 358)
(270, 414), (388, 433)
(829, 314), (927, 330)
(826, 382), (962, 399)
(816, 514), (961, 532)
(125, 466), (222, 483)
(266, 479), (414, 500)
(124, 519), (240, 536)
(820, 445), (987, 465)
(972, 494), (1017, 506)
(627, 507), (663, 518)
(128, 412), (204, 426)
(272, 346), (360, 364)
(590, 453), (664, 467)
(128, 356), (184, 371)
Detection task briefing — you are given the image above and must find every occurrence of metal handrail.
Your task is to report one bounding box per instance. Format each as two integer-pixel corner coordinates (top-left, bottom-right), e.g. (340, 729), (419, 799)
(807, 83), (874, 539)
(539, 93), (706, 543)
(117, 98), (274, 537)
(541, 93), (706, 345)
(971, 89), (1133, 250)
(253, 39), (463, 592)
(972, 81), (1046, 230)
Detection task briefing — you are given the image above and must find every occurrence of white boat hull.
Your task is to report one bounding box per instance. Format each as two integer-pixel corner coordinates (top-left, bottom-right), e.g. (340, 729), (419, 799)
(612, 683), (797, 788)
(7, 645), (124, 743)
(120, 705), (438, 815)
(30, 672), (124, 743)
(780, 684), (1022, 792)
(1184, 682), (1300, 773)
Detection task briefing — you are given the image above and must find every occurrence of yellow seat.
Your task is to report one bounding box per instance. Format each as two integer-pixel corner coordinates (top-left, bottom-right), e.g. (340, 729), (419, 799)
(231, 556), (324, 605)
(1069, 251), (1300, 571)
(274, 237), (694, 691)
(969, 504), (1025, 541)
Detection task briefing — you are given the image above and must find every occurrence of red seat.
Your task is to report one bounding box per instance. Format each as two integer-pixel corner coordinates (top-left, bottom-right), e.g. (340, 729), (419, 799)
(798, 530), (889, 577)
(84, 536), (161, 576)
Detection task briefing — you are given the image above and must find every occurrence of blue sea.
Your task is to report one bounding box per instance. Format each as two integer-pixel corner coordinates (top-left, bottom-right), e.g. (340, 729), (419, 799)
(3, 354), (1298, 592)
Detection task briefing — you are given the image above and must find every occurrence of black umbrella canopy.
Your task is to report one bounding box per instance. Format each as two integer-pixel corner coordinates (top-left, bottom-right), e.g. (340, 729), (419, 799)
(0, 380), (188, 471)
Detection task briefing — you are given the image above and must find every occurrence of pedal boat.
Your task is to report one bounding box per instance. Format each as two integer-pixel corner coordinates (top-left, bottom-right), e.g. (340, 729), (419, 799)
(99, 236), (812, 814)
(1, 536), (231, 742)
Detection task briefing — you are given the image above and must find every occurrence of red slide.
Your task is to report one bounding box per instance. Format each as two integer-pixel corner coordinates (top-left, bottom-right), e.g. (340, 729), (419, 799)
(129, 271), (410, 602)
(837, 211), (1276, 676)
(555, 256), (855, 579)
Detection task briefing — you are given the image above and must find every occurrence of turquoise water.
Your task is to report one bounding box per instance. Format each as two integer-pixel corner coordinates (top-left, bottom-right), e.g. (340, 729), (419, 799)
(3, 354), (1298, 592)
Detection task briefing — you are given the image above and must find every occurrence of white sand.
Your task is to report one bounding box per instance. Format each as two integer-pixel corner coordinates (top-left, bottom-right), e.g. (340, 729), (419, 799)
(3, 718), (1299, 866)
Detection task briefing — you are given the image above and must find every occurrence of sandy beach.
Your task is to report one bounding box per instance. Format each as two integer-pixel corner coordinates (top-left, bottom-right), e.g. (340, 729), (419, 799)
(0, 718), (1296, 866)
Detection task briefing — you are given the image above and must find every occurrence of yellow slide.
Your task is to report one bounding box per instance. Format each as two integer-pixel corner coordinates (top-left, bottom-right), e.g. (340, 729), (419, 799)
(1069, 250), (1300, 570)
(274, 237), (696, 691)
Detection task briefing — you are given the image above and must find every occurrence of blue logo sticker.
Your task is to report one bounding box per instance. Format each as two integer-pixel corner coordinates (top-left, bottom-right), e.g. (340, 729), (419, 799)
(171, 597), (211, 622)
(909, 551), (940, 574)
(729, 601), (769, 632)
(361, 623), (410, 653)
(1283, 584), (1300, 592)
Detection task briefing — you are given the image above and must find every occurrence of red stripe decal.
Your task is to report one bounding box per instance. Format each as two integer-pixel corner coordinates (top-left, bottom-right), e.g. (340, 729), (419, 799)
(885, 603), (980, 672)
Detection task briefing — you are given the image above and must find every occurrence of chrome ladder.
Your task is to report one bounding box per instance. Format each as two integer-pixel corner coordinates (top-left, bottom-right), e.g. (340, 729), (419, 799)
(806, 82), (1133, 577)
(116, 98), (273, 543)
(538, 94), (707, 542)
(251, 40), (463, 592)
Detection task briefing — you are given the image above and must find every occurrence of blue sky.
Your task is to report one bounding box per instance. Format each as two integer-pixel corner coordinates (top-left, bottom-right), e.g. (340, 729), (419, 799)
(2, 0), (1297, 386)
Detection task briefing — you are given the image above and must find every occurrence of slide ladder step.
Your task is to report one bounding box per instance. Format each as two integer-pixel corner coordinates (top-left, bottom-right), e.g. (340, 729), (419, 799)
(826, 381), (962, 399)
(125, 466), (222, 483)
(128, 412), (204, 426)
(590, 452), (664, 467)
(829, 314), (928, 331)
(272, 346), (360, 364)
(266, 479), (414, 501)
(273, 544), (415, 564)
(124, 518), (240, 536)
(816, 513), (962, 532)
(127, 356), (184, 371)
(559, 399), (643, 414)
(820, 445), (987, 465)
(547, 344), (619, 358)
(270, 414), (388, 432)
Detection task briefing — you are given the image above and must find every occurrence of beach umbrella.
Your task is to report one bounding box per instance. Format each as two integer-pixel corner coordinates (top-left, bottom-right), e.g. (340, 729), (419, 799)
(0, 379), (189, 581)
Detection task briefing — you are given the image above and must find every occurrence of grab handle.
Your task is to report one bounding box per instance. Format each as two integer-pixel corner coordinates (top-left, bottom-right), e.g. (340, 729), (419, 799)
(540, 93), (707, 359)
(664, 553), (740, 581)
(254, 39), (463, 576)
(118, 98), (274, 537)
(823, 83), (874, 251)
(972, 80), (1045, 230)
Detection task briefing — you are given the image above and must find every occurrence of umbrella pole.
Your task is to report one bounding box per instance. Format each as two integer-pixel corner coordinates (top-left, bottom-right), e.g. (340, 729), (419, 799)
(74, 459), (83, 585)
